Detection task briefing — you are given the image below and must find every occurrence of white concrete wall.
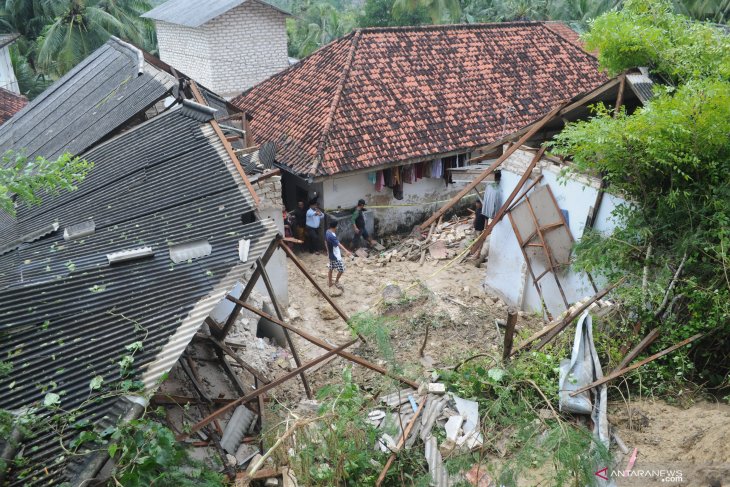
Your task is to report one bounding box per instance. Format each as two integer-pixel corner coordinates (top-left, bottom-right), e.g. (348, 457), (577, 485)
(252, 175), (289, 306)
(156, 20), (214, 87)
(321, 170), (477, 235)
(0, 46), (19, 94)
(483, 148), (623, 318)
(203, 1), (289, 98)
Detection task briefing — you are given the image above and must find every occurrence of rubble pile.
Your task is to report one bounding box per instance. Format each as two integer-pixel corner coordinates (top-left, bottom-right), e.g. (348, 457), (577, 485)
(365, 217), (475, 266)
(369, 385), (484, 486)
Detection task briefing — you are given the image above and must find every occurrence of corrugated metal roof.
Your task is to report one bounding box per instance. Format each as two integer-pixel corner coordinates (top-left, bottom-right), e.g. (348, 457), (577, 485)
(626, 73), (654, 104)
(0, 94), (274, 485)
(0, 37), (177, 162)
(142, 0), (289, 28)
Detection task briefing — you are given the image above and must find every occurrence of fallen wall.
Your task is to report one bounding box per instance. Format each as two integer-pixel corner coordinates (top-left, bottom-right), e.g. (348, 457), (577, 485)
(483, 148), (623, 317)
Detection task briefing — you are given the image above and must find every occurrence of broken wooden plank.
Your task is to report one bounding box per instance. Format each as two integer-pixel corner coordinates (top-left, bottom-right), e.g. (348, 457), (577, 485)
(570, 333), (704, 396)
(375, 396), (428, 486)
(615, 328), (660, 371)
(420, 104), (565, 230)
(511, 277), (625, 356)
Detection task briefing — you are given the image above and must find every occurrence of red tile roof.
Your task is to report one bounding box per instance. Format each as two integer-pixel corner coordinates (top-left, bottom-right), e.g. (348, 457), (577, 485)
(232, 22), (607, 177)
(0, 87), (27, 125)
(542, 21), (583, 47)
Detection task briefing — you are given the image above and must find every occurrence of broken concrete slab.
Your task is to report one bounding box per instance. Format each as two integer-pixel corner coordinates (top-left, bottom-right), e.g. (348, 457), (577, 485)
(453, 395), (479, 433)
(429, 240), (448, 260)
(428, 383), (446, 394)
(444, 415), (464, 441)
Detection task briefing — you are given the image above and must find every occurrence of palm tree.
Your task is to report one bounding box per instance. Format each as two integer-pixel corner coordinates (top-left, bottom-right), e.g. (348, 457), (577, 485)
(673, 0), (730, 22)
(547, 0), (621, 31)
(393, 0), (461, 23)
(289, 3), (355, 57)
(35, 0), (154, 77)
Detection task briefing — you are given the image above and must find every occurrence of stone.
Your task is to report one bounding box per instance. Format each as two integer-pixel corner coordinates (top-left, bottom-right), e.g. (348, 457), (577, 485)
(382, 283), (403, 303)
(427, 383), (446, 394)
(320, 306), (338, 320)
(264, 478), (279, 486)
(226, 454), (237, 467)
(287, 307), (301, 321)
(439, 438), (457, 458)
(465, 464), (493, 487)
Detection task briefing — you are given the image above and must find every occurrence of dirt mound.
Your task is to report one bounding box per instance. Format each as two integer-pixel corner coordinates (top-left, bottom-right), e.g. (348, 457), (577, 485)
(609, 399), (730, 486)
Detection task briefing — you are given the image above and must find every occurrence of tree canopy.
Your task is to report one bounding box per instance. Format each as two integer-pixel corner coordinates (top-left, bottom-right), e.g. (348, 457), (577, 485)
(552, 0), (730, 392)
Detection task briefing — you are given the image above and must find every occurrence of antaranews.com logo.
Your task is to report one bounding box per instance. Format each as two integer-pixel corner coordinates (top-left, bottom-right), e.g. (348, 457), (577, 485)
(595, 467), (684, 483)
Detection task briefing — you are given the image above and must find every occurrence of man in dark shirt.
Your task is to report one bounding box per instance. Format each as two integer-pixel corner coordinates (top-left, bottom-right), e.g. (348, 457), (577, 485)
(351, 199), (376, 249)
(292, 200), (307, 243)
(474, 200), (486, 232)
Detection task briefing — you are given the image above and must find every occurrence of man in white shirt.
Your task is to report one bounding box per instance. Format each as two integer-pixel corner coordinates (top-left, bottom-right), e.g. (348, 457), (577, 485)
(305, 199), (323, 254)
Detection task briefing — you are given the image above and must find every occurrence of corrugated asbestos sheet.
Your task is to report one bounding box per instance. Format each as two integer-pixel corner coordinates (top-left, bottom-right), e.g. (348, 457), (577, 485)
(0, 37), (176, 162)
(0, 99), (274, 486)
(142, 0), (289, 28)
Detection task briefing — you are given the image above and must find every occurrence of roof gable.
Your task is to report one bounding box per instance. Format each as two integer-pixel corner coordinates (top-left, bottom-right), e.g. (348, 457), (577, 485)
(233, 22), (608, 177)
(142, 0), (289, 28)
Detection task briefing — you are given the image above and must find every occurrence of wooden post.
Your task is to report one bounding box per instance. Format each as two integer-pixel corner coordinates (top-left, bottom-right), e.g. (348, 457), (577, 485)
(255, 258), (313, 399)
(503, 307), (519, 361)
(615, 328), (660, 371)
(225, 295), (419, 389)
(277, 238), (367, 341)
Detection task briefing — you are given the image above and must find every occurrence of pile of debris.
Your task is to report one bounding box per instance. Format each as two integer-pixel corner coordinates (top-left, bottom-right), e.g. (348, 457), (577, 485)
(369, 384), (485, 486)
(366, 216), (475, 266)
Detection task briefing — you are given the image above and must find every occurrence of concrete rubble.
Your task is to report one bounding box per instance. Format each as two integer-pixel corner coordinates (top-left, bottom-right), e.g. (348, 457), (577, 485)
(367, 385), (486, 486)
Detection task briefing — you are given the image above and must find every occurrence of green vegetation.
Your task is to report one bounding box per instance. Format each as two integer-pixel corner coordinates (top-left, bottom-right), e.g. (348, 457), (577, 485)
(0, 0), (156, 97)
(0, 150), (92, 216)
(552, 0), (730, 395)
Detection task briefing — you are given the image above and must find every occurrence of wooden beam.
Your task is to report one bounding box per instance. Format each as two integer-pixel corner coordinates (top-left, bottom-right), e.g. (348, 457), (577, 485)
(177, 338), (358, 440)
(225, 295), (419, 389)
(420, 105), (563, 230)
(615, 328), (660, 371)
(256, 257), (313, 399)
(510, 277), (625, 356)
(570, 333), (704, 396)
(374, 397), (428, 486)
(277, 238), (367, 341)
(614, 73), (626, 115)
(189, 80), (261, 207)
(469, 146), (547, 254)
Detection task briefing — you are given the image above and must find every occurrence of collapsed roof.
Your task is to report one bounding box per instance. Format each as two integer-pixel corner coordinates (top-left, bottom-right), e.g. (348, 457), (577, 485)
(232, 22), (608, 178)
(0, 40), (277, 485)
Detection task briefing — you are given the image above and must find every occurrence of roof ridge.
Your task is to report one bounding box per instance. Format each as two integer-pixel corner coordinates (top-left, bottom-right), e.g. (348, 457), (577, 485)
(537, 22), (598, 61)
(357, 21), (544, 34)
(309, 29), (362, 177)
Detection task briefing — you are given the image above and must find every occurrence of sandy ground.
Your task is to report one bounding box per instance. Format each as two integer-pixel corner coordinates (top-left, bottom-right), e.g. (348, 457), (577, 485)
(608, 399), (730, 486)
(266, 242), (730, 486)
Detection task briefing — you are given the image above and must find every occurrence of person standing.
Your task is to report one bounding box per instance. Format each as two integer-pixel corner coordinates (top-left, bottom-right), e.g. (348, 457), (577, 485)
(473, 200), (486, 232)
(305, 199), (324, 254)
(292, 200), (307, 246)
(351, 199), (376, 249)
(325, 220), (352, 290)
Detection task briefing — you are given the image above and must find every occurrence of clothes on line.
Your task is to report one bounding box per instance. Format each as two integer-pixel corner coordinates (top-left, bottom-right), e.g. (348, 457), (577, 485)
(368, 155), (465, 197)
(482, 182), (500, 219)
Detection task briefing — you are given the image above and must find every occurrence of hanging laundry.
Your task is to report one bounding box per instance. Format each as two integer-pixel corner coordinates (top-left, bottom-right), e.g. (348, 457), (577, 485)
(403, 164), (416, 184)
(415, 162), (423, 180)
(375, 170), (385, 192)
(384, 168), (393, 187)
(482, 182), (500, 219)
(393, 166), (401, 185)
(368, 172), (377, 185)
(431, 158), (443, 178)
(423, 160), (432, 178)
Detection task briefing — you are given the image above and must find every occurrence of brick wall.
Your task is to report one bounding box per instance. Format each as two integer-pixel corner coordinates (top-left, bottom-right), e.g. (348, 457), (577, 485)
(204, 2), (289, 98)
(156, 21), (213, 87)
(155, 2), (288, 99)
(253, 174), (283, 211)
